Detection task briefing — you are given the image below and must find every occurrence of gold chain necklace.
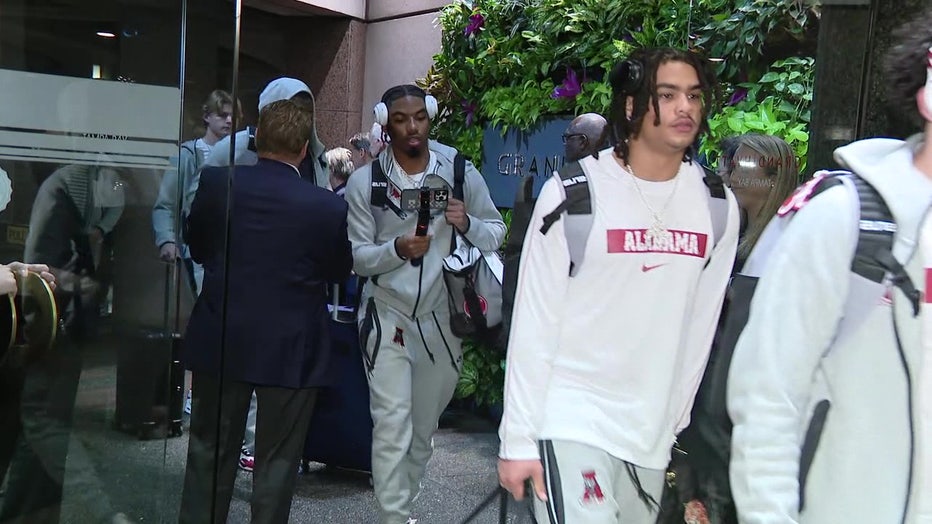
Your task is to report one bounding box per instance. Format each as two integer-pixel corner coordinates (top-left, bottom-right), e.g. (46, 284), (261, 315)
(626, 163), (680, 242)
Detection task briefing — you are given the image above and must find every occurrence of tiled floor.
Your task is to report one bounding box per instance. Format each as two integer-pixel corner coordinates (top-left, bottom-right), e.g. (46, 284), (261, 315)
(25, 341), (531, 524)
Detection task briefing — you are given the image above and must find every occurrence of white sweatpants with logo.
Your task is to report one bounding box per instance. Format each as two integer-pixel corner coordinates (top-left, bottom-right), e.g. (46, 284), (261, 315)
(533, 439), (666, 524)
(359, 297), (463, 524)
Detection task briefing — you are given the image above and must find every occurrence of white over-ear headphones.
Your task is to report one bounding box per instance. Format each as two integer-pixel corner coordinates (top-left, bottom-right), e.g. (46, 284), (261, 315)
(373, 95), (438, 126)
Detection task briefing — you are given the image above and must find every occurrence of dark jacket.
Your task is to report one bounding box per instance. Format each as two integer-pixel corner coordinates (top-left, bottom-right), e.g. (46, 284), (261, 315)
(183, 158), (352, 388)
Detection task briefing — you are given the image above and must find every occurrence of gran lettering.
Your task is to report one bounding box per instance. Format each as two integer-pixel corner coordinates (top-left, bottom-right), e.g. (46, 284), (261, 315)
(497, 153), (564, 177)
(607, 229), (709, 258)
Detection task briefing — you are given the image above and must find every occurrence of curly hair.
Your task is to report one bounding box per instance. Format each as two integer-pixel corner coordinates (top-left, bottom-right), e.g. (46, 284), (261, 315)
(884, 5), (932, 129)
(608, 47), (719, 164)
(325, 147), (355, 182)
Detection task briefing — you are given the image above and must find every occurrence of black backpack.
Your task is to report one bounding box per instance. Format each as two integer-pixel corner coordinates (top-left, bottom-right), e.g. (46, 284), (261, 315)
(497, 155), (731, 352)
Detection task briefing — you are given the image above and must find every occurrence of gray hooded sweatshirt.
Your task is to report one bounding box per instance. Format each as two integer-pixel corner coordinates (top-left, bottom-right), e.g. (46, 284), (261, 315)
(345, 144), (506, 318)
(203, 77), (329, 188)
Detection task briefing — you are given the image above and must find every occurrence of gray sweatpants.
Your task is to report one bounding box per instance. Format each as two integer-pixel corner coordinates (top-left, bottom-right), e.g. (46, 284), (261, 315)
(533, 439), (666, 524)
(359, 297), (462, 524)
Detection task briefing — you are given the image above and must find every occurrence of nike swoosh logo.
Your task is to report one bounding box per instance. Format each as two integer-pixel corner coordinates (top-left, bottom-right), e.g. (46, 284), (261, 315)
(641, 263), (667, 273)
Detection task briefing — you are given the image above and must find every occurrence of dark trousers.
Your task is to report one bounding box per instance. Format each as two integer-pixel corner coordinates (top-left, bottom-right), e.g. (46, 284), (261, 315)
(178, 373), (317, 524)
(0, 339), (82, 524)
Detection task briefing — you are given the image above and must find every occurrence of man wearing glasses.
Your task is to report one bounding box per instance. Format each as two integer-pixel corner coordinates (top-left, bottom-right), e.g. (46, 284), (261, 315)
(562, 112), (609, 161)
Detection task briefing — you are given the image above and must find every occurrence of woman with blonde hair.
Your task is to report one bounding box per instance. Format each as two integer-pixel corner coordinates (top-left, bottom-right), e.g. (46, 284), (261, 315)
(722, 133), (800, 265)
(325, 147), (355, 196)
(661, 133), (800, 524)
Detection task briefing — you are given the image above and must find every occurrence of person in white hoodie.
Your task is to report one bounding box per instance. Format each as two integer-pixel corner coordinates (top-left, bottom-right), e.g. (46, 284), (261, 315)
(199, 77), (329, 474)
(727, 10), (932, 523)
(497, 47), (739, 524)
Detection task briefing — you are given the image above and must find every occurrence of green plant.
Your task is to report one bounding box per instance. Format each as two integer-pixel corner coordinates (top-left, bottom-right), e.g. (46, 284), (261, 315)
(702, 57), (814, 172)
(455, 339), (506, 407)
(696, 0), (818, 80)
(425, 0), (819, 408)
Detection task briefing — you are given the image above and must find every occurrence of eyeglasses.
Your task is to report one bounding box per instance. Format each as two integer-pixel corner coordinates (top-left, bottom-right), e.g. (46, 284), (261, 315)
(562, 133), (588, 144)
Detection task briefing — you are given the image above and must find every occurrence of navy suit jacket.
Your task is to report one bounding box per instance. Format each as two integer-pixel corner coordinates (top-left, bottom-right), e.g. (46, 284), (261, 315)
(183, 158), (352, 388)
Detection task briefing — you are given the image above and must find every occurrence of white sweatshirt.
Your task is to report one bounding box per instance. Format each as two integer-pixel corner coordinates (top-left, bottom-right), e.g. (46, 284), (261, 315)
(727, 136), (932, 523)
(498, 150), (739, 469)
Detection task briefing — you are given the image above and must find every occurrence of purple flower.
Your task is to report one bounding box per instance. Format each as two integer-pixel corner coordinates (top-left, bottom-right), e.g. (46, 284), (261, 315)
(461, 99), (478, 127)
(551, 67), (582, 99)
(727, 87), (748, 106)
(464, 12), (485, 36)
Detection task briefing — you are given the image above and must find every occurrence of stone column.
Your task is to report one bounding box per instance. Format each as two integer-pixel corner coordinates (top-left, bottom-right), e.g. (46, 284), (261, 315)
(286, 17), (367, 150)
(808, 0), (929, 175)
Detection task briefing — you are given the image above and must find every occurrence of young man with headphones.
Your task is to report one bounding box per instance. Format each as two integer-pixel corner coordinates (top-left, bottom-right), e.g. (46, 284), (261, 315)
(345, 85), (505, 524)
(497, 48), (739, 524)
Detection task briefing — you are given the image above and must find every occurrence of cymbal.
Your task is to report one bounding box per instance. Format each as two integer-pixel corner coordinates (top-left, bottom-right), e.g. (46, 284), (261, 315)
(18, 270), (58, 356)
(0, 271), (58, 368)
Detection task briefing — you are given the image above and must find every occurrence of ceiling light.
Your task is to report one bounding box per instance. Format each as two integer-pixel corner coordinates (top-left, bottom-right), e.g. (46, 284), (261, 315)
(96, 31), (116, 38)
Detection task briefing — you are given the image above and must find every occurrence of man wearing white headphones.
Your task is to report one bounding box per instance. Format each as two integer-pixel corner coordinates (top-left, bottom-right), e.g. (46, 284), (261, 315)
(345, 85), (505, 524)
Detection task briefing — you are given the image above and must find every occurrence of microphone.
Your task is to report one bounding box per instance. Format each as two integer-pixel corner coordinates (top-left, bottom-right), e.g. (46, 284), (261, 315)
(411, 188), (431, 267)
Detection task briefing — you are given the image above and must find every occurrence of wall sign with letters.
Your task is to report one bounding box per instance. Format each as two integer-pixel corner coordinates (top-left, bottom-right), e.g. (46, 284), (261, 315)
(479, 117), (574, 208)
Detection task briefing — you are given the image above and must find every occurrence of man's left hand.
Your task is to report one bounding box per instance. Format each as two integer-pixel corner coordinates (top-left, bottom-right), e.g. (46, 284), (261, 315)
(445, 198), (470, 233)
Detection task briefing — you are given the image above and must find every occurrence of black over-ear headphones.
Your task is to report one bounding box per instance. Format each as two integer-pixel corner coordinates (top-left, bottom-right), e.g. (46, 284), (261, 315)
(609, 59), (645, 95)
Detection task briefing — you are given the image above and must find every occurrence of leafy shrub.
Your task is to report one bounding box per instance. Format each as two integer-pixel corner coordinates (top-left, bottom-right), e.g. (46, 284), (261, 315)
(427, 0), (820, 408)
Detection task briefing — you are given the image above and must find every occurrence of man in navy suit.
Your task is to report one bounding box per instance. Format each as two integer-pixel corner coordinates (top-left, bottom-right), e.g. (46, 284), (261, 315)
(178, 99), (352, 524)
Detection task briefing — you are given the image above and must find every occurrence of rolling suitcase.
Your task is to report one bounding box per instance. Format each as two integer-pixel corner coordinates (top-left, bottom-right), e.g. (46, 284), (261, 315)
(113, 329), (184, 439)
(113, 264), (184, 440)
(302, 279), (373, 473)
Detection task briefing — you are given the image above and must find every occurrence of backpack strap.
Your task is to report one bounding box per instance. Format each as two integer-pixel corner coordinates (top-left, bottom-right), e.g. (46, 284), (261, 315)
(181, 141), (198, 169)
(701, 165), (729, 250)
(448, 154), (467, 254)
(369, 160), (389, 208)
(540, 160), (593, 277)
(848, 175), (920, 316)
(453, 153), (466, 200)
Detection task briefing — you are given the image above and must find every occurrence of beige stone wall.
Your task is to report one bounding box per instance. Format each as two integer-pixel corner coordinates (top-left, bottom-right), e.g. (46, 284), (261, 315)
(360, 11), (442, 131)
(303, 19), (368, 151)
(270, 0), (444, 147)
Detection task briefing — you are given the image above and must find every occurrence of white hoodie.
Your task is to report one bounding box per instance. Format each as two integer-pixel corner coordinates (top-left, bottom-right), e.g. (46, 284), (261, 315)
(728, 135), (932, 523)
